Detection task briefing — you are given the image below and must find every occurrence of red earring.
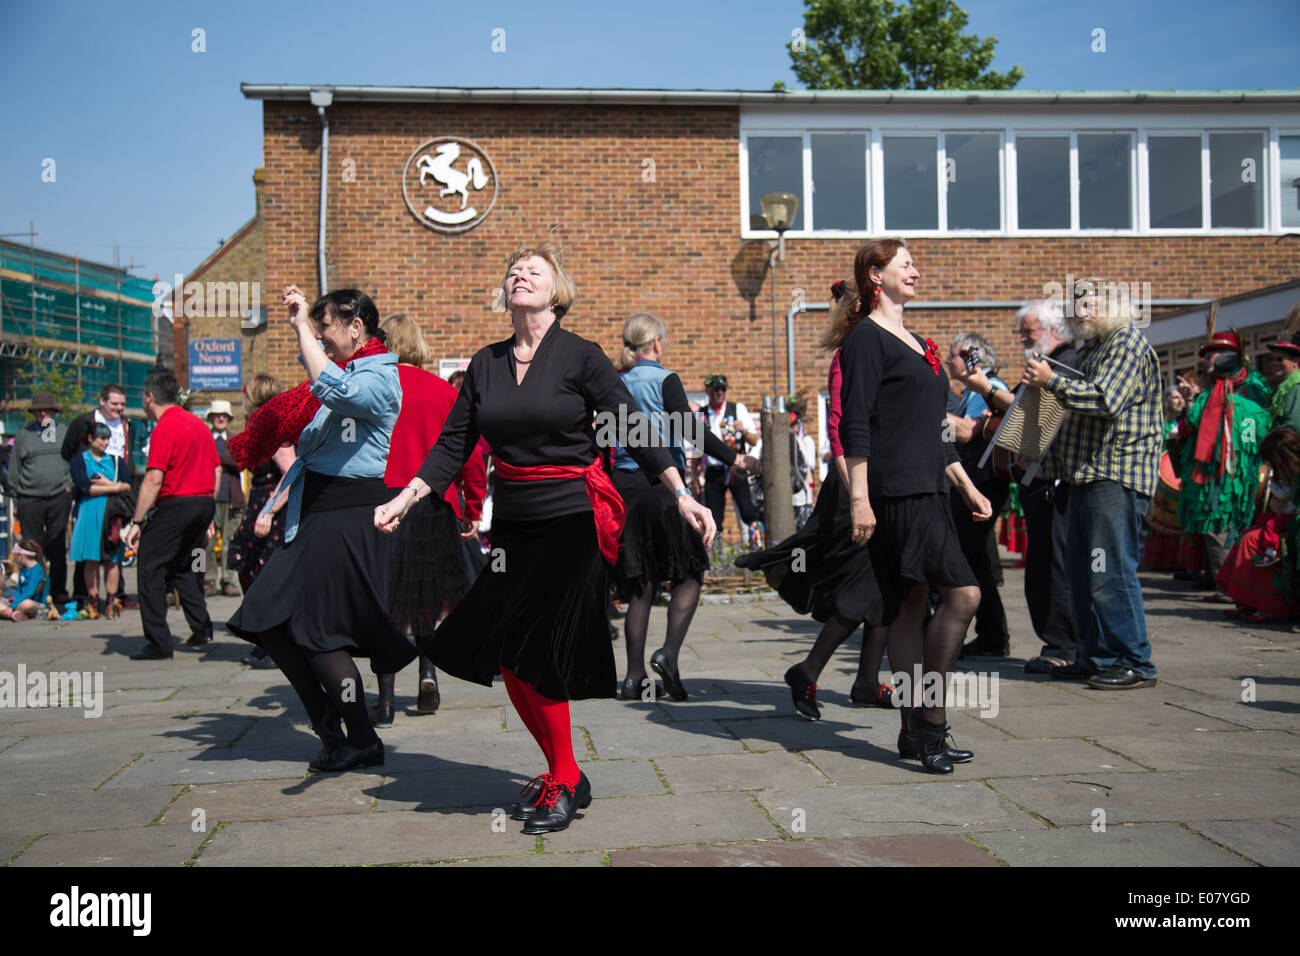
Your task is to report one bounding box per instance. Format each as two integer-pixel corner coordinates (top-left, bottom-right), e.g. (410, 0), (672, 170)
(871, 284), (881, 309)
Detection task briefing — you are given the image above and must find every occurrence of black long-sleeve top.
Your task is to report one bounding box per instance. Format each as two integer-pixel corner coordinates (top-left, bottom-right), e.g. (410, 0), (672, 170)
(416, 322), (675, 520)
(839, 317), (958, 497)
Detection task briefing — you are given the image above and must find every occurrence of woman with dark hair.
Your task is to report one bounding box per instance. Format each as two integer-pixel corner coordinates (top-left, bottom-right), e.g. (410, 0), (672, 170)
(376, 241), (715, 834)
(611, 312), (757, 701)
(840, 239), (991, 773)
(371, 313), (487, 723)
(737, 279), (897, 718)
(227, 286), (413, 772)
(68, 422), (131, 619)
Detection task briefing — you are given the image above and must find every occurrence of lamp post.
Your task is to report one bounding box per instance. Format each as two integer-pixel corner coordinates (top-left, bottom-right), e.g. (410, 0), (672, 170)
(760, 192), (798, 397)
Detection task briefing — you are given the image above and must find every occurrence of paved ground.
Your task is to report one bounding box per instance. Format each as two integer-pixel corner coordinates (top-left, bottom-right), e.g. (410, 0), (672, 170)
(1, 566), (1297, 867)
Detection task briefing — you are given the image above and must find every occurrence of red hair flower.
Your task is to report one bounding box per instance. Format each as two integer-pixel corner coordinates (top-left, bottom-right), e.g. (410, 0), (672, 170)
(923, 338), (942, 376)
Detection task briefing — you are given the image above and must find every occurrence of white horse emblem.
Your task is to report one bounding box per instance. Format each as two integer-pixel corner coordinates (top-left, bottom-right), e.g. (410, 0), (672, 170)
(402, 138), (497, 231)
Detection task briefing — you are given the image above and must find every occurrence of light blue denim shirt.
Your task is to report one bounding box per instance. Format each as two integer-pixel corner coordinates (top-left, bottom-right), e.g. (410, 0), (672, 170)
(271, 350), (401, 542)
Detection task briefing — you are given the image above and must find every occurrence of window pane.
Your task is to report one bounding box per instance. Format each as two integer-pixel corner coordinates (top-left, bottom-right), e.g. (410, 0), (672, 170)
(883, 136), (937, 229)
(1148, 136), (1202, 228)
(1210, 132), (1264, 228)
(1078, 133), (1131, 229)
(811, 133), (867, 231)
(1016, 136), (1070, 229)
(945, 132), (1000, 230)
(1280, 136), (1300, 229)
(748, 136), (805, 230)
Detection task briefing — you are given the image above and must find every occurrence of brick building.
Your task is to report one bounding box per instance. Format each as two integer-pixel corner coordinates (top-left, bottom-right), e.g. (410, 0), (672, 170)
(239, 85), (1300, 448)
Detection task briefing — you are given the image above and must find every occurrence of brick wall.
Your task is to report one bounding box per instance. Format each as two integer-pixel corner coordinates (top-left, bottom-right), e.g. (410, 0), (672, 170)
(261, 100), (1300, 447)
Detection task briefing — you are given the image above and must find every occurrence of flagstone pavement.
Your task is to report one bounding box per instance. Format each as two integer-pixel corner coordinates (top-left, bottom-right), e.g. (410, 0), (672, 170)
(1, 567), (1297, 867)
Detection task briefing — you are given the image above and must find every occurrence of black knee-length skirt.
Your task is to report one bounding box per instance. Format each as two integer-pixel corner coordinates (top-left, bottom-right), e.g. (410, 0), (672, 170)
(421, 510), (613, 701)
(225, 474), (417, 675)
(868, 492), (977, 623)
(387, 494), (475, 639)
(735, 466), (884, 626)
(611, 469), (708, 601)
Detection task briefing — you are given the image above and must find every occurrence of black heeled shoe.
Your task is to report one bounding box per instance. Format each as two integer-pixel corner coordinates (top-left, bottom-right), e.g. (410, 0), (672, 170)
(898, 726), (973, 763)
(905, 711), (957, 774)
(416, 656), (440, 714)
(650, 650), (688, 701)
(311, 717), (347, 764)
(851, 681), (898, 709)
(521, 775), (590, 834)
(371, 674), (396, 728)
(784, 665), (820, 720)
(616, 677), (664, 701)
(308, 740), (384, 774)
(512, 772), (591, 821)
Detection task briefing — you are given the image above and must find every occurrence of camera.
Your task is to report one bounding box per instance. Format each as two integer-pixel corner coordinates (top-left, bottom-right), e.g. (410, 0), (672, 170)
(960, 346), (982, 368)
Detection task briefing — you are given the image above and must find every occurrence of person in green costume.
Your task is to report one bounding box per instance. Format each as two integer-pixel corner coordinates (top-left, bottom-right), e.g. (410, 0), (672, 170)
(1177, 331), (1272, 593)
(1266, 331), (1300, 433)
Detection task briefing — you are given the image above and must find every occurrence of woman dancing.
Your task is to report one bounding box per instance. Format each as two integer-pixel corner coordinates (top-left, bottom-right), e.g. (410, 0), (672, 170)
(372, 313), (486, 724)
(611, 312), (757, 701)
(227, 286), (414, 772)
(840, 239), (991, 773)
(737, 280), (896, 719)
(375, 241), (715, 834)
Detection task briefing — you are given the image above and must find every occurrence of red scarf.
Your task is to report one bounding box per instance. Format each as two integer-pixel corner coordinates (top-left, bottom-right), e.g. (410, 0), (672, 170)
(491, 455), (626, 563)
(1192, 365), (1249, 484)
(230, 337), (389, 470)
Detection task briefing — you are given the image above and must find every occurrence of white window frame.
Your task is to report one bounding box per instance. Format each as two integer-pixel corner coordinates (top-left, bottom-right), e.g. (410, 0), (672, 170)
(1277, 127), (1300, 231)
(740, 127), (873, 239)
(879, 129), (942, 234)
(1204, 128), (1271, 232)
(940, 130), (1006, 233)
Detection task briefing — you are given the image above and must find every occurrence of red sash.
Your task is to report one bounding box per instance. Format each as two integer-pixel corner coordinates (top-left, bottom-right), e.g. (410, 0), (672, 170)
(491, 456), (626, 563)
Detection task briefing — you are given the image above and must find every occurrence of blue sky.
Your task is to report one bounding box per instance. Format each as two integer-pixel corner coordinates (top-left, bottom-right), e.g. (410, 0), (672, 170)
(2, 0), (1296, 285)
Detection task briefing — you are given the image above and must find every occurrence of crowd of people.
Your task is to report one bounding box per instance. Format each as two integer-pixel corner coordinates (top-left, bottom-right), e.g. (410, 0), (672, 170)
(12, 233), (1289, 837)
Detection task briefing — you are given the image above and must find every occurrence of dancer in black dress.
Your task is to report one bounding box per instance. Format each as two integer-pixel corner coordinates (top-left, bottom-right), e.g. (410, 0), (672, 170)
(610, 312), (758, 701)
(375, 241), (715, 834)
(737, 280), (896, 718)
(840, 240), (991, 773)
(227, 286), (414, 773)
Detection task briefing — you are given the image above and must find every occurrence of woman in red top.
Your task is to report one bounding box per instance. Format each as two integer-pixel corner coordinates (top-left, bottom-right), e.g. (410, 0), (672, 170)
(372, 313), (487, 724)
(376, 240), (715, 835)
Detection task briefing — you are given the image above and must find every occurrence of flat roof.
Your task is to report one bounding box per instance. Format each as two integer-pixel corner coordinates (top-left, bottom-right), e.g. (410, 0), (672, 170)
(240, 84), (1300, 107)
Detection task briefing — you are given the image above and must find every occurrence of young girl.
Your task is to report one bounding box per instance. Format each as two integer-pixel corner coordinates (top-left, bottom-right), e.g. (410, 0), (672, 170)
(68, 423), (131, 619)
(1217, 427), (1300, 622)
(1, 539), (49, 621)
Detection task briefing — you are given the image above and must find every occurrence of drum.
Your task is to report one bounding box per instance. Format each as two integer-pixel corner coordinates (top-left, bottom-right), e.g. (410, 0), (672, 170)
(1147, 452), (1182, 534)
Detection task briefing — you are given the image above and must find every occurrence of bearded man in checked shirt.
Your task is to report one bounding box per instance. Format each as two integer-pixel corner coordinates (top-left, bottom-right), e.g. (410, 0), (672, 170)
(1020, 281), (1162, 690)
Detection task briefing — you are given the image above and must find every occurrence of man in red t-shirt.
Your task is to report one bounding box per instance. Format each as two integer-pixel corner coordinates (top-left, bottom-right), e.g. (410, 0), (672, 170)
(122, 370), (220, 660)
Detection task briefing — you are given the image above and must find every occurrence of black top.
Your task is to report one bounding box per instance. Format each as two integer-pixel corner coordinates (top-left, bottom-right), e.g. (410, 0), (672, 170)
(839, 318), (959, 497)
(417, 322), (676, 520)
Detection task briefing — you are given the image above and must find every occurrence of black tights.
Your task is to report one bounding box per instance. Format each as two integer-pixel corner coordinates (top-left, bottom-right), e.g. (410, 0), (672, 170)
(887, 582), (979, 727)
(622, 577), (702, 682)
(259, 625), (379, 748)
(796, 615), (889, 690)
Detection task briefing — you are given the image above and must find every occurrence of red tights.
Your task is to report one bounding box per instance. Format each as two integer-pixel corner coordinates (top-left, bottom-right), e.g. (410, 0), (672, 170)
(500, 666), (580, 788)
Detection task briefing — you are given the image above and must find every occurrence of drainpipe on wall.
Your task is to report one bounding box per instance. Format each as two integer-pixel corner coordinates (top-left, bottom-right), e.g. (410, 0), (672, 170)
(310, 89), (334, 296)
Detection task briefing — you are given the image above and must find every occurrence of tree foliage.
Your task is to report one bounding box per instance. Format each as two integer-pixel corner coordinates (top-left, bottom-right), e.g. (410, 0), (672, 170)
(781, 0), (1024, 91)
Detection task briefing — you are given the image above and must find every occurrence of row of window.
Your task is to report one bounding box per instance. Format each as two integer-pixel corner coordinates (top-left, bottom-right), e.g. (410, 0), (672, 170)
(744, 129), (1300, 234)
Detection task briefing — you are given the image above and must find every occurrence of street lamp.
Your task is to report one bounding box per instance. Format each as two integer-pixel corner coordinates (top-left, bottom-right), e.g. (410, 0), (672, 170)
(761, 192), (798, 396)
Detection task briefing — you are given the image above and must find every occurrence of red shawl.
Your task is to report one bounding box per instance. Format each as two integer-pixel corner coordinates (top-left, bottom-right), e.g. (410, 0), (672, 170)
(1192, 364), (1249, 484)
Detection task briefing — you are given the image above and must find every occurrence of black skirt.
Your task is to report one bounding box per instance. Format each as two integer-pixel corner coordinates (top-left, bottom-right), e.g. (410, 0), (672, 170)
(736, 467), (884, 626)
(868, 491), (977, 624)
(611, 468), (708, 601)
(387, 494), (475, 639)
(225, 473), (417, 675)
(421, 510), (613, 701)
(225, 482), (285, 578)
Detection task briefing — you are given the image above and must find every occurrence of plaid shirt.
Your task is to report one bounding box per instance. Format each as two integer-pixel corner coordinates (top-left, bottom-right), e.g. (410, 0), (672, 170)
(1046, 325), (1162, 497)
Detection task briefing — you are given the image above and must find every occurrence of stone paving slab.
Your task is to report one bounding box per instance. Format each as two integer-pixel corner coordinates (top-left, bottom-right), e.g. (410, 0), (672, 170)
(1090, 729), (1300, 771)
(1169, 699), (1300, 731)
(537, 791), (780, 852)
(102, 748), (312, 789)
(978, 700), (1244, 738)
(1184, 818), (1300, 867)
(583, 717), (746, 758)
(609, 833), (1000, 866)
(1164, 676), (1300, 702)
(0, 742), (142, 794)
(755, 781), (1043, 838)
(655, 751), (828, 793)
(1, 835), (36, 865)
(428, 850), (607, 867)
(987, 769), (1300, 826)
(162, 775), (381, 823)
(11, 824), (206, 867)
(971, 823), (1250, 866)
(0, 787), (178, 836)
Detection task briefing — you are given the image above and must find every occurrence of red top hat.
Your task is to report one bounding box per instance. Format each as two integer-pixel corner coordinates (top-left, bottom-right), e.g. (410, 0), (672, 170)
(1268, 331), (1300, 357)
(1198, 331), (1241, 357)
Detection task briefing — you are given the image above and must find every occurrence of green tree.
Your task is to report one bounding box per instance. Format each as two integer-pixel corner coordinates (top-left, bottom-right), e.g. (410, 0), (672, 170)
(23, 355), (86, 418)
(780, 0), (1024, 91)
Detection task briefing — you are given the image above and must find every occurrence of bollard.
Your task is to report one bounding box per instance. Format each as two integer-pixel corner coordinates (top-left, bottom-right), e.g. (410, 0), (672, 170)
(761, 396), (795, 547)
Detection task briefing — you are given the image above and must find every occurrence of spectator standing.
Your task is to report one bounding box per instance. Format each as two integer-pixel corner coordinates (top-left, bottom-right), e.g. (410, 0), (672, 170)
(696, 374), (762, 545)
(11, 393), (73, 605)
(205, 400), (245, 597)
(122, 370), (220, 661)
(1021, 281), (1162, 689)
(68, 423), (130, 618)
(1266, 331), (1300, 433)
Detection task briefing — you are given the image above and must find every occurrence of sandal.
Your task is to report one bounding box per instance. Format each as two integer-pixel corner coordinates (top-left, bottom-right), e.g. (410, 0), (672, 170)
(1024, 656), (1069, 673)
(105, 599), (123, 620)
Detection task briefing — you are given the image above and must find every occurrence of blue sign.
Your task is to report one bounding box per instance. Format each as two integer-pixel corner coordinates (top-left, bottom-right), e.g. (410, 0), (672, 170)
(189, 338), (242, 389)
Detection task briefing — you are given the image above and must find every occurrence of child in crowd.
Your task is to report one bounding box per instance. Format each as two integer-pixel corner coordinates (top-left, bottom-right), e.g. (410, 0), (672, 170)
(1, 539), (50, 622)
